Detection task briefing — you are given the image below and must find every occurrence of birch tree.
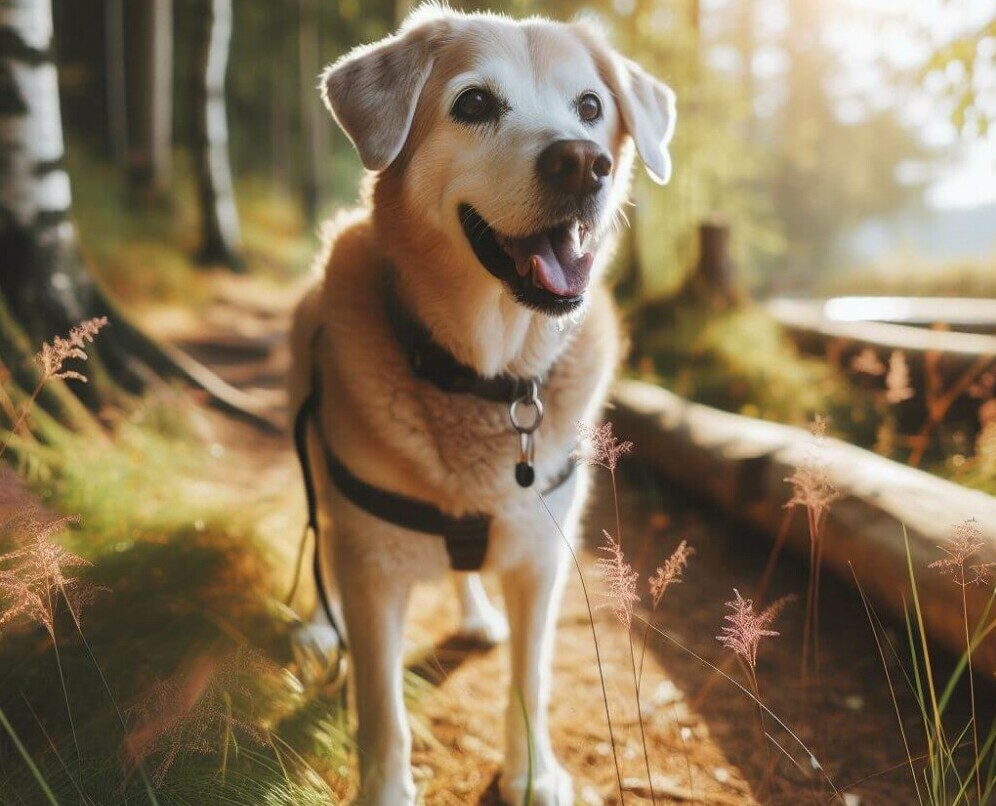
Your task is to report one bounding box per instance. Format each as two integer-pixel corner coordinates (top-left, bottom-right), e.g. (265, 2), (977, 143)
(192, 0), (243, 270)
(125, 0), (173, 199)
(0, 0), (94, 338)
(0, 0), (267, 433)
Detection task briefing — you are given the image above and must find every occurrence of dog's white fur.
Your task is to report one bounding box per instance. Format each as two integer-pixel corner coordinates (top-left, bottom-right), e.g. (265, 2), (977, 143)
(288, 6), (675, 804)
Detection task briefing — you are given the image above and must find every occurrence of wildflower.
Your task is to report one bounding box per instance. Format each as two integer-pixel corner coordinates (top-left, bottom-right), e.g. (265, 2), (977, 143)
(124, 646), (276, 784)
(850, 348), (885, 376)
(35, 317), (108, 383)
(648, 540), (694, 608)
(0, 509), (94, 637)
(929, 518), (995, 587)
(716, 589), (791, 670)
(785, 416), (839, 531)
(575, 421), (632, 472)
(596, 530), (639, 629)
(884, 350), (914, 404)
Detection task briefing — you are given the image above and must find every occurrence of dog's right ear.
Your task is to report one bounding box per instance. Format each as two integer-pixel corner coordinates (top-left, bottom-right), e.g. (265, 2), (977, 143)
(321, 21), (442, 172)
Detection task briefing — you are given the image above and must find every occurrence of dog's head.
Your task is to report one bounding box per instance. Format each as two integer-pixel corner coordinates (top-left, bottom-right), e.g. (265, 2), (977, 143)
(322, 6), (675, 319)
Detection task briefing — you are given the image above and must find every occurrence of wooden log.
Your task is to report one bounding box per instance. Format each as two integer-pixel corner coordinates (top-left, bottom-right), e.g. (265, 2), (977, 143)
(611, 379), (996, 676)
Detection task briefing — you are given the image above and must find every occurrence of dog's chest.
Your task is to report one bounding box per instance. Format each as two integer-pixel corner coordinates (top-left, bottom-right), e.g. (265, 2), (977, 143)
(386, 368), (585, 507)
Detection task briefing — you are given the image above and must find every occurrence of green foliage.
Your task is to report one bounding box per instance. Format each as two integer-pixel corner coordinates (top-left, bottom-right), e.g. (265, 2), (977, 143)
(68, 146), (316, 305)
(608, 0), (781, 294)
(0, 397), (351, 804)
(819, 252), (996, 300)
(853, 531), (996, 806)
(922, 16), (996, 139)
(629, 301), (875, 436)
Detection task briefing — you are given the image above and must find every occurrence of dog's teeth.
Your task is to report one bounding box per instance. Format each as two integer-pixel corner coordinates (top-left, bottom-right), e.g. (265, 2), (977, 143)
(530, 256), (543, 288)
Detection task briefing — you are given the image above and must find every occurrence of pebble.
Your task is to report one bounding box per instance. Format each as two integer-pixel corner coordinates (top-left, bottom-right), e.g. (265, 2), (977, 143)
(580, 785), (604, 806)
(651, 679), (683, 707)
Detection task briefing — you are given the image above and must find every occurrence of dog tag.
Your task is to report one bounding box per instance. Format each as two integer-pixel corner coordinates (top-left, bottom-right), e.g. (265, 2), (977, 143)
(515, 461), (535, 488)
(509, 378), (543, 489)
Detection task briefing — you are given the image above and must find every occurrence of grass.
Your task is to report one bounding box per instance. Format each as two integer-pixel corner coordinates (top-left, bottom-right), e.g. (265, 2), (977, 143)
(0, 390), (353, 804)
(630, 301), (877, 436)
(628, 297), (996, 494)
(851, 527), (996, 806)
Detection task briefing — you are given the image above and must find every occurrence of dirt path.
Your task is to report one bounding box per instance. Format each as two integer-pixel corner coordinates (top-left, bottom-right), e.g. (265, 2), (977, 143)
(159, 276), (926, 805)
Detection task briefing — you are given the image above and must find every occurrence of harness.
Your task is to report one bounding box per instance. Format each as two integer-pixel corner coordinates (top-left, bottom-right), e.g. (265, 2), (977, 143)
(291, 284), (576, 639)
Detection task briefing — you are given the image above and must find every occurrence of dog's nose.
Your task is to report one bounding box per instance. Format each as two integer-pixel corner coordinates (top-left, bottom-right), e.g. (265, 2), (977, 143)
(537, 139), (612, 197)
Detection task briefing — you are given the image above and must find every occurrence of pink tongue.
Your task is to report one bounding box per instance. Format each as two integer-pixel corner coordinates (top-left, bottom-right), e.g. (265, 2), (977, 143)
(504, 229), (593, 297)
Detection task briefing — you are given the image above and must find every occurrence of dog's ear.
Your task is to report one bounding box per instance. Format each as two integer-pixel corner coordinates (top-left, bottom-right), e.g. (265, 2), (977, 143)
(577, 25), (677, 185)
(321, 21), (443, 172)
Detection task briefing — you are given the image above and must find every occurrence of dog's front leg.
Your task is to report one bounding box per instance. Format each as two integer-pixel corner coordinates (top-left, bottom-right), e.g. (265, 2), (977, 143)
(499, 551), (572, 806)
(338, 557), (414, 805)
(453, 572), (509, 645)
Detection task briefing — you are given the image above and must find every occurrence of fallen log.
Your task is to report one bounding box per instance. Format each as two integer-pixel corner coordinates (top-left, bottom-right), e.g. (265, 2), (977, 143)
(611, 379), (996, 676)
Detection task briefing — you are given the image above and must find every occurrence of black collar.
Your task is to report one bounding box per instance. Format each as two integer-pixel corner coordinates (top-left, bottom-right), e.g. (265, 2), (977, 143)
(386, 281), (539, 404)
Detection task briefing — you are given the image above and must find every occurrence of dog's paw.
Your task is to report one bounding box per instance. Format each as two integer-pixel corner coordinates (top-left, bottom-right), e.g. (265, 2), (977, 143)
(456, 606), (509, 646)
(290, 622), (346, 687)
(499, 763), (574, 806)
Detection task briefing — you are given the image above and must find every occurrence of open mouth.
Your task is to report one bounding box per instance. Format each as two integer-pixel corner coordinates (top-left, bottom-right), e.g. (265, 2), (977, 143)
(458, 204), (594, 315)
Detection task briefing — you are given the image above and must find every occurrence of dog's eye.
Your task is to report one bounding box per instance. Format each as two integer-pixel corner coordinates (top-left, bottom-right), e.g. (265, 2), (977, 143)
(577, 92), (602, 123)
(452, 88), (499, 123)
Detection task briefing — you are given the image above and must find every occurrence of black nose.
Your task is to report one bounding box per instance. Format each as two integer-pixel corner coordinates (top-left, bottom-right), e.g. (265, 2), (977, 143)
(537, 139), (612, 197)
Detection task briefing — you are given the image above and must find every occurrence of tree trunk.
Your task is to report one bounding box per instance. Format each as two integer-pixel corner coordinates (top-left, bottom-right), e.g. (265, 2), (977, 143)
(0, 0), (275, 433)
(298, 0), (325, 224)
(192, 0), (243, 270)
(0, 0), (95, 340)
(103, 0), (127, 165)
(125, 0), (172, 200)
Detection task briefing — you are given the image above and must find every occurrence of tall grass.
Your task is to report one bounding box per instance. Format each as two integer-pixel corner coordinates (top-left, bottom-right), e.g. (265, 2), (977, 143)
(852, 525), (996, 806)
(0, 323), (350, 805)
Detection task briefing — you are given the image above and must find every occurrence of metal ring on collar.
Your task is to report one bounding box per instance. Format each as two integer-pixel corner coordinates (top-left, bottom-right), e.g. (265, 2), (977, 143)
(510, 379), (544, 433)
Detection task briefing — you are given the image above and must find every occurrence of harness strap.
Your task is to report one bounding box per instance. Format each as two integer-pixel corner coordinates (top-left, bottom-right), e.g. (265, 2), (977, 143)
(321, 438), (576, 572)
(292, 390), (346, 648)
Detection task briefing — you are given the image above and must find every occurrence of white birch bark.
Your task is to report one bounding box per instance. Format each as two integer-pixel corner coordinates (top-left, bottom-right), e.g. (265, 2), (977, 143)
(194, 0), (243, 267)
(0, 0), (72, 228)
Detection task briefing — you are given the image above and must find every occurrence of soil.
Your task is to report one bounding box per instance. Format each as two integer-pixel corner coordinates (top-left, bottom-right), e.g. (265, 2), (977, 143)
(159, 275), (980, 806)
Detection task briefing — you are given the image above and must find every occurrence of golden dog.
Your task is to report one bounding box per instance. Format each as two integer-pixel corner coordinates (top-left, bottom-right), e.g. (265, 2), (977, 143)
(288, 6), (675, 803)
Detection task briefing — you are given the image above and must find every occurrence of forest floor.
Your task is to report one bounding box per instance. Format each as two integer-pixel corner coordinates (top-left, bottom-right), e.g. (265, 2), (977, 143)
(147, 272), (947, 806)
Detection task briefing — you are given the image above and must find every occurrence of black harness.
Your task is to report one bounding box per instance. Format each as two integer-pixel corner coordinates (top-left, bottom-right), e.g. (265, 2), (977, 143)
(292, 288), (576, 634)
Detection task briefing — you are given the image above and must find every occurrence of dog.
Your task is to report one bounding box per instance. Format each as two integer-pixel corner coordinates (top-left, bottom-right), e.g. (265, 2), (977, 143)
(288, 5), (675, 804)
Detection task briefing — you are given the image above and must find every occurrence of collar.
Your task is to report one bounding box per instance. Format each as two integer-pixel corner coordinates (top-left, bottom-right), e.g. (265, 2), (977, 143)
(385, 279), (540, 404)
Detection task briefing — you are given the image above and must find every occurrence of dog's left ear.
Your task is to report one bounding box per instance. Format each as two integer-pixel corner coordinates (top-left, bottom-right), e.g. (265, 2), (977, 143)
(577, 25), (677, 185)
(321, 20), (443, 172)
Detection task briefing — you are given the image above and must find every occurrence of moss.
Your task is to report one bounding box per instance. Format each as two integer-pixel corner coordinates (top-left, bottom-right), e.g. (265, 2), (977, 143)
(629, 302), (878, 441)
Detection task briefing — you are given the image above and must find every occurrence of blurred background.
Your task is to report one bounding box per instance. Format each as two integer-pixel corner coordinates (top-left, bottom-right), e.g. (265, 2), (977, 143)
(51, 0), (995, 294)
(43, 0), (995, 484)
